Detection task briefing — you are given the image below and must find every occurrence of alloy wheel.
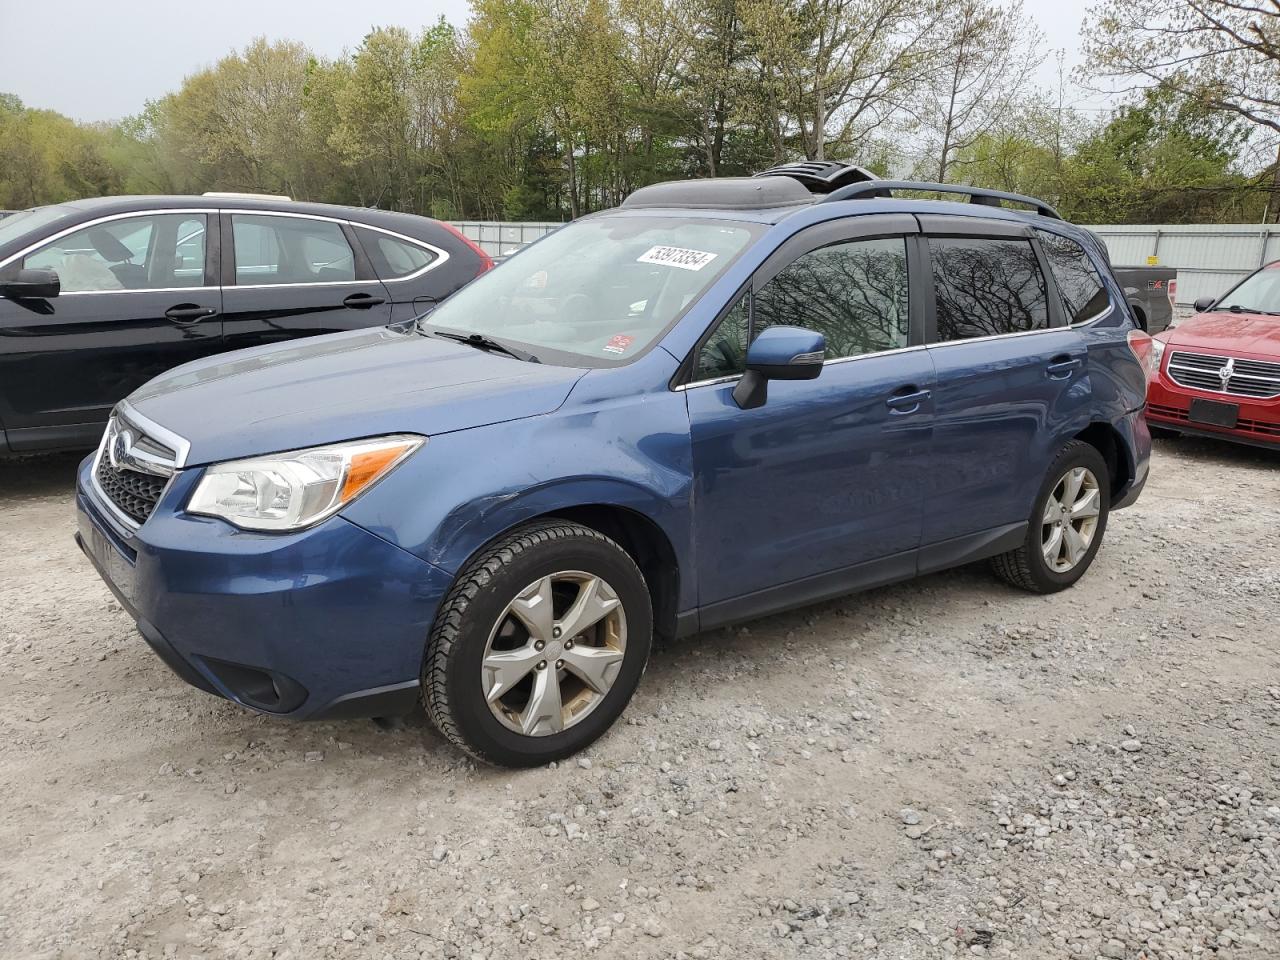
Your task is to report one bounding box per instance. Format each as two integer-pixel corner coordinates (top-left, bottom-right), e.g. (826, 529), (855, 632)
(481, 571), (628, 736)
(1041, 466), (1101, 573)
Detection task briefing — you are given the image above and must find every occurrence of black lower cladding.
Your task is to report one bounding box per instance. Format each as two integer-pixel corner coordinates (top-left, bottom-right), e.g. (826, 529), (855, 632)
(95, 456), (167, 523)
(197, 657), (309, 713)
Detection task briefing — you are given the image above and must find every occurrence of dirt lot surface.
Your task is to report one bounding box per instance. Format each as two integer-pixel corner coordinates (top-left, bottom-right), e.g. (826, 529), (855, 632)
(1, 438), (1278, 960)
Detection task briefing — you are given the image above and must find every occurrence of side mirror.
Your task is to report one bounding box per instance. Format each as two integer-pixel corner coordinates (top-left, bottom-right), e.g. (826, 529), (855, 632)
(732, 325), (825, 410)
(0, 268), (60, 300)
(1193, 295), (1214, 313)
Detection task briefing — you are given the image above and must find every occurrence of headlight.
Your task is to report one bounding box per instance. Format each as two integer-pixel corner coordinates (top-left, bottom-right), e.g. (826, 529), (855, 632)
(188, 435), (424, 531)
(1150, 338), (1166, 374)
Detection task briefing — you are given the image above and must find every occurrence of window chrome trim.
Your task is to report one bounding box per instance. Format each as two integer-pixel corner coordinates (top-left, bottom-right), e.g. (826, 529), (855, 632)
(924, 325), (1070, 350)
(0, 208), (218, 272)
(2, 207), (450, 287)
(56, 285), (220, 298)
(227, 211), (450, 288)
(674, 343), (927, 391)
(1070, 303), (1115, 329)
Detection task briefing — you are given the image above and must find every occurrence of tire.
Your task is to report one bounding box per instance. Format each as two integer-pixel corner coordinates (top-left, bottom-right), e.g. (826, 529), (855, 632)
(422, 520), (652, 767)
(991, 440), (1111, 594)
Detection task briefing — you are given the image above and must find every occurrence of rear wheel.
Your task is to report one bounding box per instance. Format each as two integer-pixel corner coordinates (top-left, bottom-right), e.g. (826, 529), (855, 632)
(422, 520), (652, 767)
(991, 440), (1110, 594)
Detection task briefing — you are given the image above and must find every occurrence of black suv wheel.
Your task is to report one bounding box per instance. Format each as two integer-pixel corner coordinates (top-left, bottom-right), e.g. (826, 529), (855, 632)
(422, 520), (652, 767)
(991, 440), (1111, 594)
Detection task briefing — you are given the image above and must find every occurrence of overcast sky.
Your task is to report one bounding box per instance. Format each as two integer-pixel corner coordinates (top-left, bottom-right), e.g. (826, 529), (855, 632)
(0, 0), (1105, 124)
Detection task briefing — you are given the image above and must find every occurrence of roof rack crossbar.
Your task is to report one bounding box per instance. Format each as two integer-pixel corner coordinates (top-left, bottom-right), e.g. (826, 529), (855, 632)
(820, 180), (1061, 220)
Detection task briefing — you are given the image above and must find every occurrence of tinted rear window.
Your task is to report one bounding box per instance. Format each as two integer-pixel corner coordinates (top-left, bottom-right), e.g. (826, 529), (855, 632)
(1037, 230), (1110, 324)
(929, 237), (1049, 341)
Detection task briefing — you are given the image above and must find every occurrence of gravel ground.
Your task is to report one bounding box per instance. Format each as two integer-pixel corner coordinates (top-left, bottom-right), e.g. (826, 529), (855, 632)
(1, 438), (1278, 960)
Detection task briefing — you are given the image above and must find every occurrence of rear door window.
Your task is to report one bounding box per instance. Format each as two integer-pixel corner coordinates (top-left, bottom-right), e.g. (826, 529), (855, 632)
(929, 237), (1049, 341)
(231, 215), (356, 285)
(1035, 230), (1111, 324)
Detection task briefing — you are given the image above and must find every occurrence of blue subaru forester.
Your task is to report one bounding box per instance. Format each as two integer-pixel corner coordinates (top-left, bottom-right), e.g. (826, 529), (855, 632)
(76, 165), (1152, 766)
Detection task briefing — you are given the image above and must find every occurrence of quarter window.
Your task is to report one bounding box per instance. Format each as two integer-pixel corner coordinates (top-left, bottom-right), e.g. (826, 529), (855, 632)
(357, 226), (437, 279)
(695, 237), (910, 379)
(1036, 230), (1110, 324)
(22, 214), (207, 293)
(696, 293), (750, 379)
(232, 215), (356, 285)
(929, 237), (1049, 341)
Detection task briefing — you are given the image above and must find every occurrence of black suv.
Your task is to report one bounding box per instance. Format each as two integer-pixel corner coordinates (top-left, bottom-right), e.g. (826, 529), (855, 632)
(0, 195), (493, 454)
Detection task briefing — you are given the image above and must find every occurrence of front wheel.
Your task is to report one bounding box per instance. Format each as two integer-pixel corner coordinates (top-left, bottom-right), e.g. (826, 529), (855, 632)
(991, 440), (1111, 594)
(422, 520), (652, 767)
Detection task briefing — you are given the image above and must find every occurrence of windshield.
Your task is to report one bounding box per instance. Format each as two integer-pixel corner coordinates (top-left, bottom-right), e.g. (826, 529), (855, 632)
(0, 205), (69, 250)
(1215, 265), (1280, 315)
(420, 215), (762, 366)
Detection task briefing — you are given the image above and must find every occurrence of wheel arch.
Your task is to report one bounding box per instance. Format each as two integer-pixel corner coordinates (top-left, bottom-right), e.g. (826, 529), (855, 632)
(540, 504), (681, 646)
(433, 482), (688, 647)
(1073, 421), (1132, 499)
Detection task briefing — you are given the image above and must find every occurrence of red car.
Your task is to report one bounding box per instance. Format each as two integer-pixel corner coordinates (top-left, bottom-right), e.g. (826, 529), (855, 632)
(1147, 259), (1280, 450)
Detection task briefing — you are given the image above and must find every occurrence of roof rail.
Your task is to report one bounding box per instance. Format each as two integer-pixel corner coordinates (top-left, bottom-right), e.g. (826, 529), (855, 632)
(202, 191), (292, 202)
(820, 180), (1061, 220)
(753, 160), (880, 194)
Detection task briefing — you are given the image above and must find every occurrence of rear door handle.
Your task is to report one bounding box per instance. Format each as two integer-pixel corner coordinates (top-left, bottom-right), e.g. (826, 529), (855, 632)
(343, 293), (386, 309)
(1046, 356), (1083, 379)
(164, 304), (218, 324)
(886, 387), (931, 413)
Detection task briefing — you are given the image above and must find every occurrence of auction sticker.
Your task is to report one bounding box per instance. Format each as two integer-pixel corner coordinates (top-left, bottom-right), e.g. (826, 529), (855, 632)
(603, 334), (635, 355)
(637, 245), (718, 271)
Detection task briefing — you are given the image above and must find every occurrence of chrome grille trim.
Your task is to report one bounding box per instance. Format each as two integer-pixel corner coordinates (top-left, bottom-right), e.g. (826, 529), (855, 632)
(89, 405), (185, 530)
(1167, 351), (1280, 400)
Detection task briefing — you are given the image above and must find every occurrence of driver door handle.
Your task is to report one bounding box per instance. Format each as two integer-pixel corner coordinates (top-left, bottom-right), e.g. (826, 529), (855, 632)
(343, 293), (386, 309)
(1047, 356), (1083, 379)
(165, 304), (217, 324)
(886, 386), (931, 413)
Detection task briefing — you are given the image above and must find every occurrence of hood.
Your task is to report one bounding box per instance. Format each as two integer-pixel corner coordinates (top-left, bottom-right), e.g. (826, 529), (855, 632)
(127, 326), (587, 465)
(1159, 310), (1280, 355)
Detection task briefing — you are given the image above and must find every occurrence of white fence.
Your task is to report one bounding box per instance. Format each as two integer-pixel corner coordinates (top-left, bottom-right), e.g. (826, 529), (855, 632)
(449, 221), (562, 258)
(1084, 224), (1280, 306)
(453, 219), (1280, 306)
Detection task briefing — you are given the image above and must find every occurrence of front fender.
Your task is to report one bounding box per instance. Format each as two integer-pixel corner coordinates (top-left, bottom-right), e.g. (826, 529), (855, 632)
(340, 389), (696, 609)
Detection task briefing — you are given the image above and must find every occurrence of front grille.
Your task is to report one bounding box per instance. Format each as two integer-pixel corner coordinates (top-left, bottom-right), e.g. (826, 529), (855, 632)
(93, 416), (177, 525)
(96, 457), (168, 524)
(1167, 351), (1280, 399)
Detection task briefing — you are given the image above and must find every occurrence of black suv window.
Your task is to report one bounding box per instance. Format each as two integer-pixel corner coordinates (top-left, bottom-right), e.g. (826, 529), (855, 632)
(929, 237), (1049, 341)
(696, 237), (910, 379)
(1036, 230), (1110, 324)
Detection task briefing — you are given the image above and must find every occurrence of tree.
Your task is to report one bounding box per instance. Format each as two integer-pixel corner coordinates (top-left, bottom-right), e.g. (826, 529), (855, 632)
(737, 0), (945, 161)
(1060, 86), (1263, 223)
(912, 0), (1044, 183)
(1082, 0), (1280, 219)
(1082, 0), (1279, 140)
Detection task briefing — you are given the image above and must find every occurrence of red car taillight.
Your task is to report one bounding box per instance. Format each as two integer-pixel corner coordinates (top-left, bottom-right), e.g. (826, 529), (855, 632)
(1127, 329), (1158, 384)
(439, 221), (495, 275)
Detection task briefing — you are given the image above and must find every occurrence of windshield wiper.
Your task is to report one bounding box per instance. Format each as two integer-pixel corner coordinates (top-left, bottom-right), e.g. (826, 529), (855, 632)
(427, 329), (540, 363)
(1218, 304), (1280, 315)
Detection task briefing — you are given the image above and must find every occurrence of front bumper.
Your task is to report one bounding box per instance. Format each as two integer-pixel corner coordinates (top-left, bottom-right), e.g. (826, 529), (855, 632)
(1147, 376), (1280, 450)
(75, 456), (454, 719)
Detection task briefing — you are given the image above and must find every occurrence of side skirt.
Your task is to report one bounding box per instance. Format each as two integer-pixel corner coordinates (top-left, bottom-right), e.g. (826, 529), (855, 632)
(917, 521), (1027, 576)
(677, 521), (1030, 638)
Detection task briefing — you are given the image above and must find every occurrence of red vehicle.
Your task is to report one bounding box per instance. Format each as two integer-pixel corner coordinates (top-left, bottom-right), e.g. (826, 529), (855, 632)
(1147, 260), (1280, 450)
